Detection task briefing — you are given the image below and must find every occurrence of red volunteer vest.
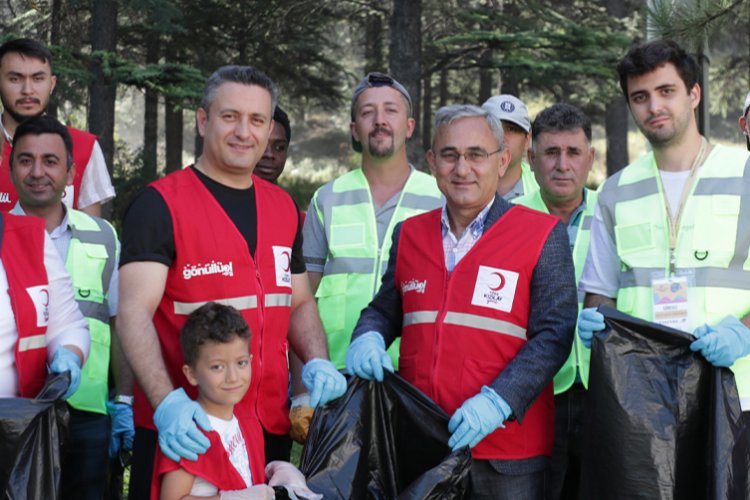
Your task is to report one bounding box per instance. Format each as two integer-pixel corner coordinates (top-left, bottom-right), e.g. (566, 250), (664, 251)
(0, 127), (96, 212)
(150, 411), (267, 499)
(133, 168), (297, 435)
(1, 213), (49, 397)
(396, 206), (558, 460)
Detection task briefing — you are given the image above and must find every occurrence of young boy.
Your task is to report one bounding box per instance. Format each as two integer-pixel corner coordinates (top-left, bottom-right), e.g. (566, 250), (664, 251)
(150, 303), (275, 499)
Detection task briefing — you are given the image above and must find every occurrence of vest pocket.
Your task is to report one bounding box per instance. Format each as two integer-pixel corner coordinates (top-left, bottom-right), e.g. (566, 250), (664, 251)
(614, 221), (654, 257)
(460, 358), (502, 399)
(315, 274), (347, 332)
(329, 223), (366, 252)
(691, 196), (739, 268)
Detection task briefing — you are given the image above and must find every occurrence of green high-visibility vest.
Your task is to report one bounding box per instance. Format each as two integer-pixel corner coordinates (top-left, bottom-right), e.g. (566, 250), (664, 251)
(64, 209), (118, 414)
(514, 188), (597, 394)
(598, 145), (750, 408)
(311, 168), (443, 369)
(520, 161), (540, 198)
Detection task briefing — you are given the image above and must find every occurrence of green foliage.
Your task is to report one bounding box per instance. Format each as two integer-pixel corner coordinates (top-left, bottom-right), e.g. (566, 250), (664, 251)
(424, 0), (636, 112)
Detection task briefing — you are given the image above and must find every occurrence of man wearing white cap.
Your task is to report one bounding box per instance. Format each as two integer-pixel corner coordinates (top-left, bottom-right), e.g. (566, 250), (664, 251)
(740, 91), (750, 151)
(482, 95), (539, 201)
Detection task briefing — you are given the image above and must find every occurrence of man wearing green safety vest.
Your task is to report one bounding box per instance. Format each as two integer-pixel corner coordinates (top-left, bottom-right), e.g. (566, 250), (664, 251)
(482, 94), (540, 201)
(513, 103), (596, 500)
(579, 39), (750, 465)
(303, 71), (443, 382)
(9, 115), (132, 499)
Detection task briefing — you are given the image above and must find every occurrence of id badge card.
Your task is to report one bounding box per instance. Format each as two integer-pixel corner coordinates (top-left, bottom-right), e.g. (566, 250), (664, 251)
(651, 271), (693, 331)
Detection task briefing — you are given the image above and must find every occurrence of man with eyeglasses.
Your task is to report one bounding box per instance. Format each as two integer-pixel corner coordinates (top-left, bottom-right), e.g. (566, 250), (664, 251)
(482, 94), (539, 201)
(301, 72), (442, 423)
(333, 104), (577, 499)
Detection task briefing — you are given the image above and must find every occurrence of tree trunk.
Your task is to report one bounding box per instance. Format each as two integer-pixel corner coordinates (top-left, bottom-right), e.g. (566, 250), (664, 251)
(364, 12), (385, 74)
(389, 0), (423, 163)
(165, 97), (183, 173)
(143, 32), (160, 181)
(605, 95), (629, 176)
(604, 0), (633, 177)
(439, 68), (448, 107)
(479, 50), (493, 103)
(422, 72), (432, 150)
(88, 0), (117, 183)
(47, 0), (63, 118)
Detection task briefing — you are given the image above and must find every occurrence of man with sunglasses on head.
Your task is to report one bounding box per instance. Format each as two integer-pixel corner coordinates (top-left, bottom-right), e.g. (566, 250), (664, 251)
(301, 72), (442, 428)
(332, 104), (577, 499)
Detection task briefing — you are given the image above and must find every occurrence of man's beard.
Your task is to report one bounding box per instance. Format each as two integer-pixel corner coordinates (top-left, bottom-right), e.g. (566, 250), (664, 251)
(367, 127), (395, 159)
(0, 95), (45, 126)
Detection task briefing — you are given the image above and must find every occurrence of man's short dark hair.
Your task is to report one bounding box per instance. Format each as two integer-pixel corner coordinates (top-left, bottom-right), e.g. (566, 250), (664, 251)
(0, 38), (53, 67)
(181, 302), (251, 366)
(274, 106), (291, 143)
(617, 39), (700, 99)
(531, 103), (592, 148)
(201, 65), (278, 113)
(10, 115), (73, 170)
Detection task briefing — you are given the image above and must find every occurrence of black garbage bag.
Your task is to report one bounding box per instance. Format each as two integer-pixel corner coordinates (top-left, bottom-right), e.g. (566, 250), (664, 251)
(300, 371), (472, 499)
(581, 306), (750, 500)
(0, 373), (70, 500)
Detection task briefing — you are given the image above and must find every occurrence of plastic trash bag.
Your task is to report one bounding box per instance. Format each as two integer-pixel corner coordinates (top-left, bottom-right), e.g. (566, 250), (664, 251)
(582, 306), (750, 500)
(300, 371), (472, 499)
(0, 373), (70, 500)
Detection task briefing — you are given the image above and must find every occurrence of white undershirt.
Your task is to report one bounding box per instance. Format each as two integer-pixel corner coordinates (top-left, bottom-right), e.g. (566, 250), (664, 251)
(659, 169), (691, 218)
(190, 413), (253, 495)
(0, 231), (90, 397)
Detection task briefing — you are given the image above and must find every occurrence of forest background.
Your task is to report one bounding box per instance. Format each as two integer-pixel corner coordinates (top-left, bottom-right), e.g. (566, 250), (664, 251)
(1, 0), (748, 222)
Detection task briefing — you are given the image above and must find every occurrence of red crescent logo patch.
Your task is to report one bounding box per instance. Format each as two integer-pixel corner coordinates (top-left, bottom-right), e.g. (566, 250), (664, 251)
(489, 271), (505, 291)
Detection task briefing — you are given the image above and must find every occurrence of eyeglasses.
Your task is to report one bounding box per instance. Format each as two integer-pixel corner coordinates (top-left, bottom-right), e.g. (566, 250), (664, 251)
(436, 148), (503, 166)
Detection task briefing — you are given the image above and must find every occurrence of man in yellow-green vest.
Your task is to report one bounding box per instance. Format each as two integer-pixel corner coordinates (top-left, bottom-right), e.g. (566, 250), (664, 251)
(514, 103), (596, 499)
(579, 38), (750, 474)
(9, 115), (131, 499)
(300, 72), (442, 432)
(482, 94), (539, 201)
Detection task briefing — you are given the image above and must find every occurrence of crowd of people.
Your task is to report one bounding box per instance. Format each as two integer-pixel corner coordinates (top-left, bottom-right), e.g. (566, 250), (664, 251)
(1, 34), (749, 499)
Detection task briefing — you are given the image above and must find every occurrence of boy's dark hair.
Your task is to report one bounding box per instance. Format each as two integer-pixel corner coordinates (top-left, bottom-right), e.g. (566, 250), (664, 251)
(274, 105), (292, 143)
(617, 39), (700, 99)
(181, 302), (251, 366)
(10, 115), (73, 170)
(531, 103), (592, 146)
(0, 38), (53, 66)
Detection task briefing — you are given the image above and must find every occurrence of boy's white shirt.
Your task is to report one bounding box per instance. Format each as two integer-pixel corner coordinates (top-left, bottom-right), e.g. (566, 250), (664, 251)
(190, 413), (253, 496)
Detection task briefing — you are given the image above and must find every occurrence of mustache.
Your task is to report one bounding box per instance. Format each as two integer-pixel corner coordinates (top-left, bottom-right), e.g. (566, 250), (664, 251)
(15, 97), (41, 106)
(369, 126), (392, 139)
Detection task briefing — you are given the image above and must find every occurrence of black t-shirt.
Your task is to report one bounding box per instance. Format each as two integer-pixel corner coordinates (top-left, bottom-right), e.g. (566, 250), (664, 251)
(120, 166), (305, 273)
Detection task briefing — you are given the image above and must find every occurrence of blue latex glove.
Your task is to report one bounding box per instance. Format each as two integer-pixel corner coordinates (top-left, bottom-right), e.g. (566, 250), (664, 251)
(153, 388), (212, 462)
(690, 316), (750, 367)
(448, 386), (511, 451)
(578, 307), (606, 349)
(107, 401), (135, 458)
(344, 331), (394, 382)
(301, 358), (347, 408)
(48, 346), (82, 400)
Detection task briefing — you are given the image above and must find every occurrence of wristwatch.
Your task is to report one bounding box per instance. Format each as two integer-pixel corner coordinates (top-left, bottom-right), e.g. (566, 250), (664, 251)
(114, 394), (134, 406)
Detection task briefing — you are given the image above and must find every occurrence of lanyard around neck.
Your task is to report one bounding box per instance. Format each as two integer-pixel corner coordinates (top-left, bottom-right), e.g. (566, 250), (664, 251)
(660, 136), (708, 273)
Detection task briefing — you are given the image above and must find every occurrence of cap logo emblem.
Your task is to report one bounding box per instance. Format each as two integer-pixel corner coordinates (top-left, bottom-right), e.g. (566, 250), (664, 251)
(500, 101), (515, 112)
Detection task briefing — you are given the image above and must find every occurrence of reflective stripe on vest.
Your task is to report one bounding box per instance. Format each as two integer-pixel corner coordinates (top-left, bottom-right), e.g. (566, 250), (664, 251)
(312, 167), (442, 369)
(172, 293), (292, 316)
(18, 334), (46, 351)
(598, 146), (750, 407)
(65, 209), (117, 414)
(514, 188), (597, 393)
(404, 310), (528, 339)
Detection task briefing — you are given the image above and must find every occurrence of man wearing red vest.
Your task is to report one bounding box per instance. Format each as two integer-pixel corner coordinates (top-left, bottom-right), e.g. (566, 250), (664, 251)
(339, 105), (578, 499)
(0, 38), (115, 216)
(0, 211), (89, 399)
(118, 65), (345, 499)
